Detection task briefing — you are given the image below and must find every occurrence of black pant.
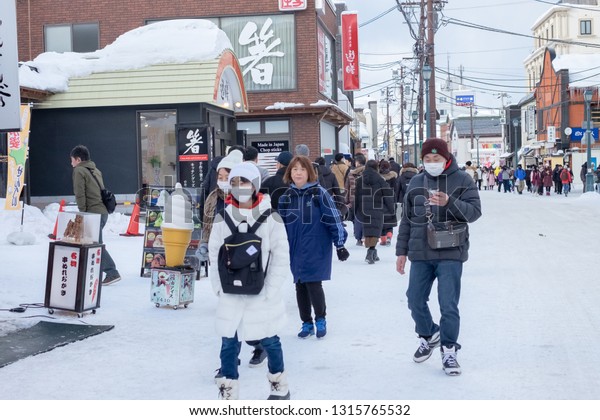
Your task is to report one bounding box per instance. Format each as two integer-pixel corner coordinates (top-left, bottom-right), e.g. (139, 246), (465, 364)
(295, 282), (326, 323)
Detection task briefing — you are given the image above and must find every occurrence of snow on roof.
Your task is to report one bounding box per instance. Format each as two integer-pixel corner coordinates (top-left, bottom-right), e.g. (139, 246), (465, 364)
(18, 19), (232, 93)
(552, 53), (600, 88)
(265, 102), (305, 110)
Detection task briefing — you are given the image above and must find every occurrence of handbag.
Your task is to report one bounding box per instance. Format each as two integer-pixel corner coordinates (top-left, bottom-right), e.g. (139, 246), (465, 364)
(423, 178), (467, 250)
(87, 168), (117, 214)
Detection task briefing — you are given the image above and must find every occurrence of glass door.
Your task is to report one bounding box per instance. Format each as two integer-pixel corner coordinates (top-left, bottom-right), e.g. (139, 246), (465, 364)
(139, 111), (177, 186)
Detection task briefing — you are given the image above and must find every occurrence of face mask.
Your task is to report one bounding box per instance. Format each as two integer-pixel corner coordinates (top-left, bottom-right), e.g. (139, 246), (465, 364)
(217, 181), (231, 193)
(424, 162), (445, 177)
(231, 186), (254, 203)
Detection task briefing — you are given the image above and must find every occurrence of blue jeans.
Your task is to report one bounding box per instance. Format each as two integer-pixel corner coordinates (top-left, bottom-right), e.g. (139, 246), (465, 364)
(99, 214), (118, 276)
(220, 334), (284, 379)
(406, 260), (463, 349)
(563, 183), (570, 195)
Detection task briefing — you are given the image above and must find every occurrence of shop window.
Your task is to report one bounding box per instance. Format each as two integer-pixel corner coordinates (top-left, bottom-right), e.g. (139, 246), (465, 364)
(44, 23), (99, 53)
(580, 20), (592, 35)
(139, 111), (177, 186)
(238, 121), (261, 135)
(265, 120), (289, 134)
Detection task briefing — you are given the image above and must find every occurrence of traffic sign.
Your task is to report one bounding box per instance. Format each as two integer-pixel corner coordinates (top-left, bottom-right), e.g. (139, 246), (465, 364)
(456, 95), (474, 106)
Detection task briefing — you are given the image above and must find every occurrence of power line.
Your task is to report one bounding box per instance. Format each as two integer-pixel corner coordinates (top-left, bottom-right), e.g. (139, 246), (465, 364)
(532, 0), (600, 13)
(359, 5), (399, 28)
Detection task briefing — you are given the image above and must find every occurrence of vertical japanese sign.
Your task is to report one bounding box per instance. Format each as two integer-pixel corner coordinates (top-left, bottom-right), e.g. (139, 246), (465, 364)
(317, 26), (334, 99)
(177, 124), (211, 189)
(49, 246), (80, 310)
(278, 0), (307, 11)
(0, 0), (21, 132)
(5, 105), (31, 210)
(341, 12), (360, 91)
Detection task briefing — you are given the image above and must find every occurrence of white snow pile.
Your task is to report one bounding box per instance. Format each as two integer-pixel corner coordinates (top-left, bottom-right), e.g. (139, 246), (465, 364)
(19, 19), (233, 93)
(265, 102), (305, 110)
(310, 100), (334, 107)
(0, 199), (53, 244)
(552, 54), (600, 88)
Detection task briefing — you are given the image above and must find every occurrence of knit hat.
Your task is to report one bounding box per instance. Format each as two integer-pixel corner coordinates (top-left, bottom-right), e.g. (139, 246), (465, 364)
(276, 151), (293, 166)
(295, 144), (310, 157)
(421, 138), (451, 160)
(217, 150), (243, 172)
(228, 161), (261, 192)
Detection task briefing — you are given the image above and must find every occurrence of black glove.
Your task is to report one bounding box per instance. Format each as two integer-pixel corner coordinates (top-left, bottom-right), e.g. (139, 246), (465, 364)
(336, 247), (350, 261)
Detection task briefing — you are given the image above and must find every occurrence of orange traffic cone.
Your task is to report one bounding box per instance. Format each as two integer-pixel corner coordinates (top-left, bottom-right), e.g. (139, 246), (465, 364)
(120, 199), (144, 237)
(48, 199), (65, 240)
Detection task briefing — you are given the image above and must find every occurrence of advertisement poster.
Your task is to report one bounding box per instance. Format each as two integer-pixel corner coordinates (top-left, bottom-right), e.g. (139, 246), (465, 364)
(5, 105), (31, 210)
(177, 124), (211, 189)
(49, 245), (80, 310)
(341, 12), (360, 91)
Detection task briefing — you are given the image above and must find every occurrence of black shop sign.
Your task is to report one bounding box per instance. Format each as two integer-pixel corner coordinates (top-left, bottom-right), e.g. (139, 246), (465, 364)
(177, 124), (212, 189)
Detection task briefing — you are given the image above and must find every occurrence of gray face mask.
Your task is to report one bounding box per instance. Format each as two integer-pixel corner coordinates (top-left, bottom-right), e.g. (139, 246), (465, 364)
(424, 162), (445, 177)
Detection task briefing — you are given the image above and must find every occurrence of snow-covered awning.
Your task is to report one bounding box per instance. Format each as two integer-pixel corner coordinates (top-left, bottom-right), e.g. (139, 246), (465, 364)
(500, 152), (514, 159)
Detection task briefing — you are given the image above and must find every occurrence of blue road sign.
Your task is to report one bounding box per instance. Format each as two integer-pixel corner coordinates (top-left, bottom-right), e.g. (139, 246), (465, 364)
(456, 95), (474, 106)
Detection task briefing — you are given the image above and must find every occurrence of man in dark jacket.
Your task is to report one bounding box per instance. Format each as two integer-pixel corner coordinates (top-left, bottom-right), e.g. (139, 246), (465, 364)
(395, 138), (481, 376)
(314, 157), (345, 219)
(354, 160), (395, 264)
(260, 151), (292, 210)
(70, 145), (121, 285)
(388, 157), (401, 175)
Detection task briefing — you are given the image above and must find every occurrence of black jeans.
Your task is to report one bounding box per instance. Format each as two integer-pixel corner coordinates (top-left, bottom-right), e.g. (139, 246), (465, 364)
(295, 281), (326, 323)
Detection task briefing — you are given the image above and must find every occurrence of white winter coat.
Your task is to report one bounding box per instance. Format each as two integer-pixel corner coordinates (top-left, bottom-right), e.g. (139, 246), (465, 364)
(208, 196), (290, 341)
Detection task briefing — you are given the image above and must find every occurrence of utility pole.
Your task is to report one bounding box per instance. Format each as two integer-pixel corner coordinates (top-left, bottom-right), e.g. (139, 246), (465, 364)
(426, 0), (437, 138)
(381, 86), (397, 158)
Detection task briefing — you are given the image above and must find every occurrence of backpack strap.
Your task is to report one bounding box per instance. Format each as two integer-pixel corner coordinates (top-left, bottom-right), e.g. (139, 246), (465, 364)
(222, 211), (238, 234)
(249, 209), (273, 234)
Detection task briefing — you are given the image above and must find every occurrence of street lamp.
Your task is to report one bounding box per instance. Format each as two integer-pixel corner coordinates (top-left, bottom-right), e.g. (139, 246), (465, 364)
(412, 110), (418, 165)
(404, 129), (410, 164)
(584, 89), (594, 193)
(423, 63), (433, 140)
(475, 135), (480, 167)
(512, 118), (520, 169)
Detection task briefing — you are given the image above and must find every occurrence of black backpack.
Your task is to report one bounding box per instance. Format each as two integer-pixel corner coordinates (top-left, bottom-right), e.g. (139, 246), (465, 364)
(86, 168), (117, 214)
(218, 209), (272, 295)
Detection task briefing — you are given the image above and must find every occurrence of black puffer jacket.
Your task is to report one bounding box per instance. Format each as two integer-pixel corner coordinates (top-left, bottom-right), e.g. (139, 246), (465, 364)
(354, 167), (396, 237)
(396, 158), (482, 262)
(395, 167), (418, 203)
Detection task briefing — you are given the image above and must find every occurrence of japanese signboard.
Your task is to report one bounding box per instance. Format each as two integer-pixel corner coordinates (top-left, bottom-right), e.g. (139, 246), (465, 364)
(48, 245), (81, 309)
(278, 0), (307, 11)
(317, 26), (334, 99)
(177, 124), (211, 189)
(221, 14), (296, 91)
(82, 247), (102, 309)
(5, 105), (31, 210)
(251, 140), (289, 175)
(0, 0), (21, 132)
(341, 12), (360, 91)
(456, 95), (475, 106)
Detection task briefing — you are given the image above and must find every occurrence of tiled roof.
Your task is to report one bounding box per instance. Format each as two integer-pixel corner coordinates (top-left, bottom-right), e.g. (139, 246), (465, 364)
(452, 116), (503, 137)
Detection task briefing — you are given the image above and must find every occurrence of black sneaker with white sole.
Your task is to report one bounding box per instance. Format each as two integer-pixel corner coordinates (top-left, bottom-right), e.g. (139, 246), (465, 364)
(413, 330), (440, 363)
(441, 345), (461, 376)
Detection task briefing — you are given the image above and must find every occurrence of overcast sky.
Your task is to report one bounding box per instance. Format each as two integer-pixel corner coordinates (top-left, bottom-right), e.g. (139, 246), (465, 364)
(342, 0), (553, 111)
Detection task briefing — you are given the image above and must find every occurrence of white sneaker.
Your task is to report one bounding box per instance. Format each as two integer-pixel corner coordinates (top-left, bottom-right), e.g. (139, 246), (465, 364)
(441, 345), (461, 376)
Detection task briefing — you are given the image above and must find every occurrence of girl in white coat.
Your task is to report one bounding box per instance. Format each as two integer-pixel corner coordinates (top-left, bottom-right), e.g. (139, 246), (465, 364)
(209, 162), (290, 400)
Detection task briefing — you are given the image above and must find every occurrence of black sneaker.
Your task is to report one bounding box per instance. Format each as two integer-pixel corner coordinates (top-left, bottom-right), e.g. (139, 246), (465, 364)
(249, 348), (267, 367)
(413, 331), (440, 363)
(102, 273), (121, 286)
(356, 239), (363, 246)
(441, 345), (461, 376)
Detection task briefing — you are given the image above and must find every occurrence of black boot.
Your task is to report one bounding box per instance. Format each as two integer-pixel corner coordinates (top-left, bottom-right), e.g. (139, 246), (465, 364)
(373, 248), (380, 261)
(365, 248), (375, 264)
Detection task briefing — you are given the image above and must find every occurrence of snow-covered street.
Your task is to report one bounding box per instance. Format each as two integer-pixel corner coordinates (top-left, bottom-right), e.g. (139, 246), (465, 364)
(1, 189), (600, 400)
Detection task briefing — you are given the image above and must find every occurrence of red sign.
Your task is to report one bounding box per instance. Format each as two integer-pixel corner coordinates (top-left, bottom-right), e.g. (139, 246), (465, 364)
(341, 12), (360, 91)
(317, 26), (326, 93)
(178, 154), (209, 162)
(278, 0), (307, 11)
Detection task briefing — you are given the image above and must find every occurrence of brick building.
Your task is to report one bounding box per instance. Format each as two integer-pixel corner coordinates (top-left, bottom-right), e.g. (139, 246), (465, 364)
(16, 0), (353, 198)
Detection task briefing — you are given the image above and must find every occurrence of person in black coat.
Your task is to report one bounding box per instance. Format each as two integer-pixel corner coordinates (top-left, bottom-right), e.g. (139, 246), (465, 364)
(315, 157), (346, 219)
(379, 160), (398, 246)
(389, 157), (401, 175)
(260, 151), (292, 210)
(396, 138), (481, 376)
(354, 160), (396, 264)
